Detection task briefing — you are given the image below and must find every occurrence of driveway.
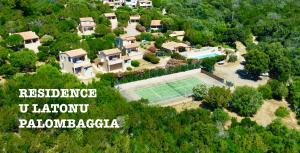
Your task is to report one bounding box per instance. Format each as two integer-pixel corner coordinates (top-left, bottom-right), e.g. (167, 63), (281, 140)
(125, 23), (140, 36)
(214, 42), (269, 88)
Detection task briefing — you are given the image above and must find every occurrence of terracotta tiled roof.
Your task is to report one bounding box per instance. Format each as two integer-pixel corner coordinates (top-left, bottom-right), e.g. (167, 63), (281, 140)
(162, 41), (190, 51)
(124, 43), (139, 49)
(151, 20), (161, 26)
(130, 15), (140, 20)
(63, 48), (87, 57)
(101, 48), (121, 56)
(80, 17), (94, 22)
(170, 31), (185, 37)
(15, 31), (39, 40)
(120, 35), (136, 41)
(104, 13), (116, 18)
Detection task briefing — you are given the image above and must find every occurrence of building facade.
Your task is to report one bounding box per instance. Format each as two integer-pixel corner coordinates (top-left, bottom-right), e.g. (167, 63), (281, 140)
(59, 49), (95, 78)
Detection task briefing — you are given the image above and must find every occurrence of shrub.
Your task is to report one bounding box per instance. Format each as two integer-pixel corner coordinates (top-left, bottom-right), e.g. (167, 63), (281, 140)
(275, 107), (289, 118)
(136, 24), (146, 32)
(204, 86), (232, 109)
(131, 60), (140, 67)
(143, 53), (160, 64)
(230, 86), (263, 116)
(154, 36), (166, 48)
(258, 84), (272, 100)
(211, 108), (230, 124)
(171, 53), (186, 60)
(228, 54), (237, 62)
(100, 73), (117, 87)
(193, 83), (209, 100)
(127, 67), (132, 71)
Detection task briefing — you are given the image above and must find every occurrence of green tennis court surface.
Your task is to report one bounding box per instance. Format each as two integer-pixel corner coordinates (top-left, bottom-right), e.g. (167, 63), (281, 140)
(135, 77), (203, 103)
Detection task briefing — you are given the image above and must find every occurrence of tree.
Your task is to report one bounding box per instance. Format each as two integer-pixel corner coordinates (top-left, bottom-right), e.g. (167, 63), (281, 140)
(0, 47), (10, 66)
(95, 24), (111, 36)
(289, 78), (300, 118)
(113, 27), (125, 36)
(0, 64), (18, 77)
(258, 84), (272, 100)
(5, 34), (24, 50)
(211, 108), (230, 124)
(269, 56), (291, 82)
(40, 35), (54, 46)
(192, 83), (209, 100)
(9, 49), (37, 72)
(37, 46), (50, 61)
(244, 50), (270, 79)
(201, 56), (226, 72)
(136, 32), (152, 41)
(268, 80), (288, 100)
(291, 58), (300, 76)
(50, 32), (81, 55)
(46, 56), (60, 70)
(230, 86), (263, 116)
(204, 86), (232, 109)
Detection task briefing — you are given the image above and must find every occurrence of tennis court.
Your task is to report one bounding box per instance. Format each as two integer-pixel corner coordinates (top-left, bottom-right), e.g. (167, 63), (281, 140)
(135, 77), (203, 103)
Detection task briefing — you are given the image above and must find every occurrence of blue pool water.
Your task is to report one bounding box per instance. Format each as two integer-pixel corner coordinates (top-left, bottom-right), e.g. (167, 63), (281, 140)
(191, 53), (220, 59)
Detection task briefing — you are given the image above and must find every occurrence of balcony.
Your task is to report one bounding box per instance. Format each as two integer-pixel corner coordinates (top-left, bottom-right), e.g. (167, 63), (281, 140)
(107, 58), (123, 65)
(73, 60), (91, 68)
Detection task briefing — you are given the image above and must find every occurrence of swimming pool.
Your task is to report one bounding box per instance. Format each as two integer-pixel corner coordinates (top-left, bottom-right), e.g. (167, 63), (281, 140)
(191, 53), (220, 59)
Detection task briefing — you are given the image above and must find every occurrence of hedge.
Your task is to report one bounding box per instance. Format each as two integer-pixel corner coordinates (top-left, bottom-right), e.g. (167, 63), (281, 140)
(116, 62), (201, 84)
(143, 53), (160, 64)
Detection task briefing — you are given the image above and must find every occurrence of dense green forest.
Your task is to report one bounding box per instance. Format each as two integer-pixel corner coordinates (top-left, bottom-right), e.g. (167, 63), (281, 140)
(1, 65), (299, 152)
(0, 0), (300, 152)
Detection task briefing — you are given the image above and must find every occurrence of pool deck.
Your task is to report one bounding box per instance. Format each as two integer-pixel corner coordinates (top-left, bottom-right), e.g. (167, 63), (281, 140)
(180, 47), (224, 59)
(117, 69), (224, 105)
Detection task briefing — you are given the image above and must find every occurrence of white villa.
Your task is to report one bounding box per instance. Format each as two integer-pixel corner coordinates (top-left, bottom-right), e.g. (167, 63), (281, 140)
(139, 0), (152, 8)
(15, 31), (41, 53)
(125, 0), (138, 8)
(102, 0), (152, 8)
(97, 48), (131, 72)
(150, 20), (162, 31)
(170, 31), (185, 41)
(162, 41), (191, 53)
(104, 13), (118, 30)
(78, 17), (96, 36)
(59, 49), (95, 79)
(103, 0), (123, 9)
(129, 15), (140, 24)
